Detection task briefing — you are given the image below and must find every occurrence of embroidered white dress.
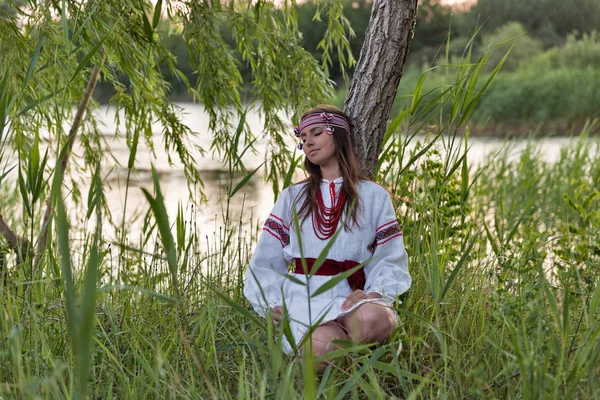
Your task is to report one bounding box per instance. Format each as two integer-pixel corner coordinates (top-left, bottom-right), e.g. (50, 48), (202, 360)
(243, 177), (411, 354)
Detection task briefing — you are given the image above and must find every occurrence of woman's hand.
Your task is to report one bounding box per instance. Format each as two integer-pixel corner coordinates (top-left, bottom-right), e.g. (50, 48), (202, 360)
(341, 290), (382, 311)
(268, 306), (284, 325)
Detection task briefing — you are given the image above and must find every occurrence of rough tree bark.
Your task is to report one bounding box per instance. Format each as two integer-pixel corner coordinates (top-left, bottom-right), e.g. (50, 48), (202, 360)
(344, 0), (419, 179)
(0, 214), (28, 262)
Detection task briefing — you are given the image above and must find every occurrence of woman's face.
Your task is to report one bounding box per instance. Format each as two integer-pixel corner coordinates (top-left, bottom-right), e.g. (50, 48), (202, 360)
(299, 123), (338, 168)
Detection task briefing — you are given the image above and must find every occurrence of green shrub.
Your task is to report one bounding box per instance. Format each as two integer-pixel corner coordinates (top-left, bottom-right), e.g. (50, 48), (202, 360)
(525, 31), (600, 71)
(481, 21), (544, 72)
(474, 67), (600, 123)
(387, 35), (600, 126)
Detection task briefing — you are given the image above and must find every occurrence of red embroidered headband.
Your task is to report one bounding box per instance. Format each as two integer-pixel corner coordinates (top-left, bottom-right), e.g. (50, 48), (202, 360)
(293, 112), (351, 137)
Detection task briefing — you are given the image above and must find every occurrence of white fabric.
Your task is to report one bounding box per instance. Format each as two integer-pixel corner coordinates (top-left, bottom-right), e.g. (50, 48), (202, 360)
(243, 177), (411, 353)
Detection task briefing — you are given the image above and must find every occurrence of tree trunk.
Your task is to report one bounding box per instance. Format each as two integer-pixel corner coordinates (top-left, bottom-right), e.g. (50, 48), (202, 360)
(344, 0), (418, 179)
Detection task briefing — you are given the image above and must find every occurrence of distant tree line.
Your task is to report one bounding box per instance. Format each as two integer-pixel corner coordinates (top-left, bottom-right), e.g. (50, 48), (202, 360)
(94, 0), (600, 101)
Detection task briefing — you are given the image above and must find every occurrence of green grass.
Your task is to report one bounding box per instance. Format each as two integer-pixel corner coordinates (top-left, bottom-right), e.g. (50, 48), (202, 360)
(1, 129), (600, 398)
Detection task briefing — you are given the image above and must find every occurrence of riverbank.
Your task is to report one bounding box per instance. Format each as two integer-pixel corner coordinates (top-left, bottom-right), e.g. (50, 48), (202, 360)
(408, 118), (599, 138)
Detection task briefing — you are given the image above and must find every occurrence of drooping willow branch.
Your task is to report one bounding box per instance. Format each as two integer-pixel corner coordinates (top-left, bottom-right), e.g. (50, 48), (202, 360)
(32, 50), (106, 271)
(0, 50), (106, 268)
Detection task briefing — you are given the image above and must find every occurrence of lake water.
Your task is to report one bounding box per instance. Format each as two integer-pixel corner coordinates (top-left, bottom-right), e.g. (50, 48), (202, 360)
(0, 103), (588, 248)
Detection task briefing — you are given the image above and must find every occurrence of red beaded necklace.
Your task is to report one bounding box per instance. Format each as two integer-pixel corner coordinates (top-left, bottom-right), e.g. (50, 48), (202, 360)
(312, 181), (346, 240)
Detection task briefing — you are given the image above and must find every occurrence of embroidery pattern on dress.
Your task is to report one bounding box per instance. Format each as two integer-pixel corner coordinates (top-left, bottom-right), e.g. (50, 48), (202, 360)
(372, 220), (403, 250)
(263, 214), (290, 247)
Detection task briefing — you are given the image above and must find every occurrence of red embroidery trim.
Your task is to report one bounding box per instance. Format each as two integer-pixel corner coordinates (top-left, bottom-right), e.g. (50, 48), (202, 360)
(269, 213), (289, 230)
(372, 221), (403, 250)
(377, 232), (403, 246)
(376, 220), (397, 231)
(263, 216), (290, 246)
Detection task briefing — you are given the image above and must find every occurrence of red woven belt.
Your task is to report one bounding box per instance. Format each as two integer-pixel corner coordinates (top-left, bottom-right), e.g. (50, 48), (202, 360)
(293, 258), (366, 291)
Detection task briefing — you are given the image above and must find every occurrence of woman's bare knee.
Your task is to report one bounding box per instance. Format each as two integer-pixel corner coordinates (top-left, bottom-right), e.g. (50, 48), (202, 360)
(340, 302), (397, 343)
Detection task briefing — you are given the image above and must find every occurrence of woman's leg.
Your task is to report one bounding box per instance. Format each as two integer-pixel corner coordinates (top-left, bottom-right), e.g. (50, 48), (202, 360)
(337, 301), (398, 344)
(303, 321), (349, 372)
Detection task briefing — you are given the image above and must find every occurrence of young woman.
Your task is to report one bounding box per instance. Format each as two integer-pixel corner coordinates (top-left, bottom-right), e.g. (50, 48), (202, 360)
(243, 105), (411, 369)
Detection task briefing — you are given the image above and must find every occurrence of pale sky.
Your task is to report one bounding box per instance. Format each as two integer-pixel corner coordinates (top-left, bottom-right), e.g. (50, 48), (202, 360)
(441, 0), (475, 7)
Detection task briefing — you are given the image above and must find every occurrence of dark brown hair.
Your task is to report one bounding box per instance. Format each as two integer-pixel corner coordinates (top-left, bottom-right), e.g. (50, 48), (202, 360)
(295, 105), (365, 230)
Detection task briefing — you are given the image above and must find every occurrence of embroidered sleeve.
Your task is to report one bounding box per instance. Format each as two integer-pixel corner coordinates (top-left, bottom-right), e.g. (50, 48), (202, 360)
(243, 189), (291, 317)
(263, 214), (290, 247)
(363, 191), (412, 304)
(373, 219), (403, 251)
